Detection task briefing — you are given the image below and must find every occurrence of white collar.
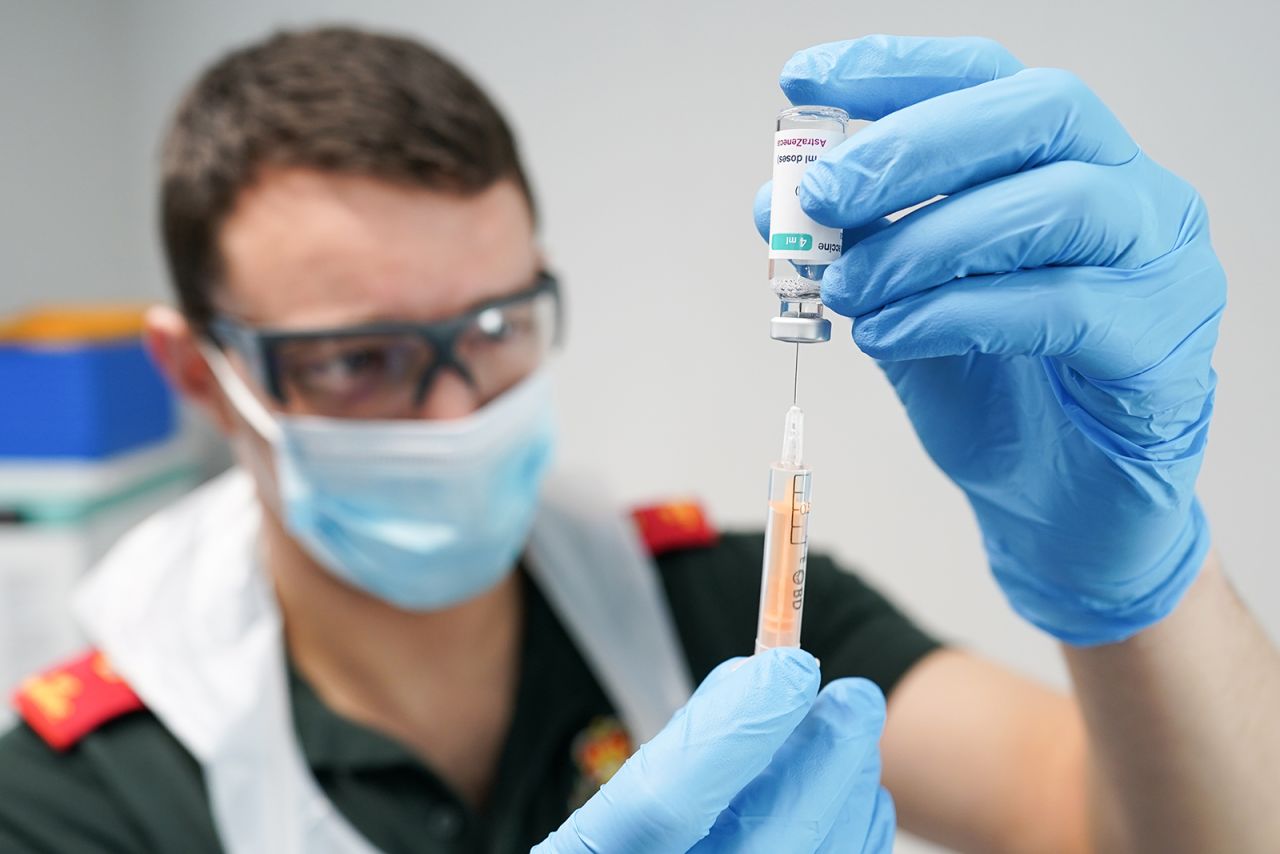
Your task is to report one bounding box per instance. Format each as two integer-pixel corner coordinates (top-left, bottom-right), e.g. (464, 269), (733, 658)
(70, 467), (693, 853)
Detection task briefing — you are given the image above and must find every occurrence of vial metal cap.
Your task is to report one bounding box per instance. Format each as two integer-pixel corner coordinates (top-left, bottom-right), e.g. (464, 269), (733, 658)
(771, 315), (832, 343)
(771, 299), (831, 343)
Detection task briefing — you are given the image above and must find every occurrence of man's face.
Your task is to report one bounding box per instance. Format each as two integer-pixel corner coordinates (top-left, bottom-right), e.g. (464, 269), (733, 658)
(214, 168), (541, 420)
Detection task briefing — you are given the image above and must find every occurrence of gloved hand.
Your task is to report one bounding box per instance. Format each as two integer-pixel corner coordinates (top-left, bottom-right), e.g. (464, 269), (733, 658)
(755, 36), (1223, 645)
(534, 648), (895, 853)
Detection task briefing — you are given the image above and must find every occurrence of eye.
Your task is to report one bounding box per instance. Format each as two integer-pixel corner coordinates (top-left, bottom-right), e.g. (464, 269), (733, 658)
(282, 339), (427, 397)
(295, 347), (374, 384)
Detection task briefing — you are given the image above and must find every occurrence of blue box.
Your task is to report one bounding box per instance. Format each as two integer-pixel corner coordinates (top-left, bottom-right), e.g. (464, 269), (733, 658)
(0, 339), (176, 459)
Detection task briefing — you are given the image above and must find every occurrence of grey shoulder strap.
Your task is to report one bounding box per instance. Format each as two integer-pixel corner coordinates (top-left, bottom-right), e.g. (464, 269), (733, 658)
(525, 474), (694, 744)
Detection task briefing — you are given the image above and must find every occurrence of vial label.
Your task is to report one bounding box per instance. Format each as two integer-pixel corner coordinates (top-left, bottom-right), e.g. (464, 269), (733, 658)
(768, 129), (844, 264)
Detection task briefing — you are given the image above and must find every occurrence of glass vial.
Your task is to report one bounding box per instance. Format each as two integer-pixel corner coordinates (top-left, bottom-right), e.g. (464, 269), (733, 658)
(767, 105), (849, 343)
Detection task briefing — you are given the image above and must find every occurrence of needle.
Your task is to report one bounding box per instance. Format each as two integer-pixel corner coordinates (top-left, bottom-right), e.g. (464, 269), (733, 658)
(792, 342), (800, 405)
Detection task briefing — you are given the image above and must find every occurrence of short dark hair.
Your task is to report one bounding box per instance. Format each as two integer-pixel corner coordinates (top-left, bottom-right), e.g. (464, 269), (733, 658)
(160, 26), (536, 329)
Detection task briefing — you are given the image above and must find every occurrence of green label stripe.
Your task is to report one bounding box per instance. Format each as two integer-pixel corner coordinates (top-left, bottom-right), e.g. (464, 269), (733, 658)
(771, 233), (813, 251)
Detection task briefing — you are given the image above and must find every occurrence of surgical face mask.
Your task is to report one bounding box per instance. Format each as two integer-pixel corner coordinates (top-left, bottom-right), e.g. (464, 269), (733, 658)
(203, 344), (556, 610)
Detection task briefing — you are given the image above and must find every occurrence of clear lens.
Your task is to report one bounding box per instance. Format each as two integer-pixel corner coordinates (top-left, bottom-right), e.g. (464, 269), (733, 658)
(266, 286), (558, 418)
(455, 290), (557, 399)
(275, 333), (433, 418)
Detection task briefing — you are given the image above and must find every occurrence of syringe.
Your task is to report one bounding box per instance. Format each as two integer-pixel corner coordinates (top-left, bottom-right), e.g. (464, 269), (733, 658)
(755, 404), (812, 653)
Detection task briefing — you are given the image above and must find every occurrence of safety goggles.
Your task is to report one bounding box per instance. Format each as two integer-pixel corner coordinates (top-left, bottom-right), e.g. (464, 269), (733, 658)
(208, 271), (562, 419)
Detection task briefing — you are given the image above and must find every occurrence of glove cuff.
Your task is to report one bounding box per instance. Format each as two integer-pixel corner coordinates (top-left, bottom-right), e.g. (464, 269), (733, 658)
(995, 497), (1211, 646)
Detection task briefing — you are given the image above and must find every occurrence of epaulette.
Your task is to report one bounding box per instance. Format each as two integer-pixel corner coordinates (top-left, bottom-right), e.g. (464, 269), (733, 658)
(631, 500), (718, 556)
(12, 649), (144, 751)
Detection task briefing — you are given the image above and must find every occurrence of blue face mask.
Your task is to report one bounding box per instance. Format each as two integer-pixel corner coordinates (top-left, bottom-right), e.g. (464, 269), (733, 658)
(206, 346), (555, 610)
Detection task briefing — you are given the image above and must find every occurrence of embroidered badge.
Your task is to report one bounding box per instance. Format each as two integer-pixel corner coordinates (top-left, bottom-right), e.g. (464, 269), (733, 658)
(567, 716), (634, 811)
(631, 500), (717, 555)
(12, 649), (143, 750)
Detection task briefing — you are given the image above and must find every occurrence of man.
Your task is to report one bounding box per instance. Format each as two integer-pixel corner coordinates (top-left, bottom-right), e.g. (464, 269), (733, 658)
(0, 25), (1276, 854)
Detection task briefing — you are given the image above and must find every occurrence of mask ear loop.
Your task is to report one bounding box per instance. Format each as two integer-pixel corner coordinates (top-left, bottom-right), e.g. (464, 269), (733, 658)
(200, 342), (285, 445)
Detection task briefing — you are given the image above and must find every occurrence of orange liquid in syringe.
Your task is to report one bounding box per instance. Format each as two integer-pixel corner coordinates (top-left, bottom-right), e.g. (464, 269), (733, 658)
(756, 468), (811, 651)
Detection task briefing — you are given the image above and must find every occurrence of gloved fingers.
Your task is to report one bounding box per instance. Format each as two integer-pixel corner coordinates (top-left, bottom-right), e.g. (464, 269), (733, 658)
(534, 648), (819, 854)
(851, 253), (1223, 380)
(753, 180), (772, 240)
(726, 678), (887, 834)
(689, 656), (747, 700)
(821, 156), (1199, 319)
(691, 678), (888, 852)
(800, 67), (1138, 231)
(863, 788), (897, 853)
(753, 180), (892, 250)
(779, 35), (1025, 120)
(815, 786), (897, 854)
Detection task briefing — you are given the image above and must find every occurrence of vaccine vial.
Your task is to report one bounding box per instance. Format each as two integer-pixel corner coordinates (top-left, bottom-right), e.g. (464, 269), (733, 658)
(767, 105), (849, 343)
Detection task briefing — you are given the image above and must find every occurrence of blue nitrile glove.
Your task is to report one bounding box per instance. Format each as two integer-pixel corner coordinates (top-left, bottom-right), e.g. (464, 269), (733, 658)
(755, 36), (1223, 646)
(534, 648), (895, 853)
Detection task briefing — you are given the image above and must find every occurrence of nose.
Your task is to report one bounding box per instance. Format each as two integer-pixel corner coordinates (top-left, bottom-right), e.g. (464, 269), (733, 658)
(416, 368), (482, 420)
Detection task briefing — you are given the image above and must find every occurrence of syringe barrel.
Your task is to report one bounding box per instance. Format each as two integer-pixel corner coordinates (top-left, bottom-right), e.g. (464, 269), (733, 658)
(755, 462), (813, 653)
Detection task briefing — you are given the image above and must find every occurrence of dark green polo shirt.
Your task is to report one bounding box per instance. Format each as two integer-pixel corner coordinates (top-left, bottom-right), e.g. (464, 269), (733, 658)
(0, 532), (940, 853)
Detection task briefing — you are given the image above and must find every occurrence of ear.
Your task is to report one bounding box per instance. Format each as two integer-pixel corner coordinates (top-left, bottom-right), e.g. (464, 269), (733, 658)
(143, 305), (234, 434)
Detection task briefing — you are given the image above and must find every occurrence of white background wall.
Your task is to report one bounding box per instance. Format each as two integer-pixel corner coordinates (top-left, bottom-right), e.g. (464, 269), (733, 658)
(3, 2), (1277, 851)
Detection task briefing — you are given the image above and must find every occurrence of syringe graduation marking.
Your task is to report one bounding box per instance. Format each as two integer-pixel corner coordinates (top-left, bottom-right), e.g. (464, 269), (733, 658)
(790, 471), (810, 545)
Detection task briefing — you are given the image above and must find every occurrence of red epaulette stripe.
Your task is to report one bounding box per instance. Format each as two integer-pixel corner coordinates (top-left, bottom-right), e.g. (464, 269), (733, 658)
(631, 500), (718, 556)
(12, 649), (144, 751)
